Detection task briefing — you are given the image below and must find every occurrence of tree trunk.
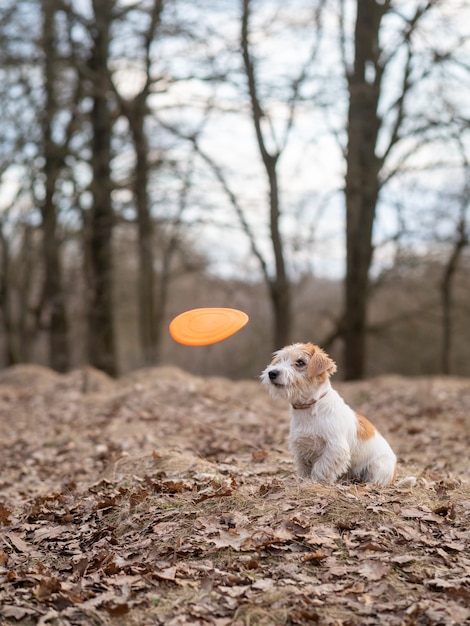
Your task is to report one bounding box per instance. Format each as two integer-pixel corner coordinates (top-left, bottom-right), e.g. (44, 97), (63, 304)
(108, 0), (164, 366)
(241, 0), (291, 350)
(86, 0), (117, 376)
(440, 217), (468, 374)
(0, 224), (16, 366)
(130, 107), (159, 365)
(266, 161), (291, 349)
(343, 0), (384, 380)
(40, 189), (70, 372)
(39, 0), (70, 372)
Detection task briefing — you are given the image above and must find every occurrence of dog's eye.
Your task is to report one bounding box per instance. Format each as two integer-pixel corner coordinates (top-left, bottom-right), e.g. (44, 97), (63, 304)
(295, 359), (306, 368)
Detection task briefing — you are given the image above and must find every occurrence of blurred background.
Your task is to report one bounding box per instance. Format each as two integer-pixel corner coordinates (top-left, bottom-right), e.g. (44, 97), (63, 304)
(0, 0), (469, 381)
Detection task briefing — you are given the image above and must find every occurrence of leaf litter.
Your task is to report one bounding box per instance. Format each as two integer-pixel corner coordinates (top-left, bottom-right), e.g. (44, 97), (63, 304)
(0, 365), (469, 625)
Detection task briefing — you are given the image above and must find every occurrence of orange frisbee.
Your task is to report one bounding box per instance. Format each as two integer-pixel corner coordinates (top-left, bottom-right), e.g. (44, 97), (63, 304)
(169, 307), (249, 346)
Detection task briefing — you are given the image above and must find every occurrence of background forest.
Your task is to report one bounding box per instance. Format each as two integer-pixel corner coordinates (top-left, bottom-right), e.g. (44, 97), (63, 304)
(0, 0), (469, 381)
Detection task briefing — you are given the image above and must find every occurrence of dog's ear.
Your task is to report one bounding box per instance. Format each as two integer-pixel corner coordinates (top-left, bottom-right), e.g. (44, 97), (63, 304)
(307, 346), (337, 378)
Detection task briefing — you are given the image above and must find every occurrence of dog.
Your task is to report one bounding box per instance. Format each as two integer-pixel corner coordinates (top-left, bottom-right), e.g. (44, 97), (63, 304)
(261, 342), (397, 485)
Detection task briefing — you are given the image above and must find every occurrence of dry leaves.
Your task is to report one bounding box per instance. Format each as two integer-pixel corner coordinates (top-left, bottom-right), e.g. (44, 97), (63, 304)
(0, 365), (470, 625)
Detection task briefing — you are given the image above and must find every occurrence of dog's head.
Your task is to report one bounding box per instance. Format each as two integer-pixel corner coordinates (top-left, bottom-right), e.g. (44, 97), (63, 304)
(260, 342), (337, 403)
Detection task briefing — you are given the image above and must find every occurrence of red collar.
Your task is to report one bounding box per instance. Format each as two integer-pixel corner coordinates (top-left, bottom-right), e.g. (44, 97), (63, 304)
(291, 390), (328, 410)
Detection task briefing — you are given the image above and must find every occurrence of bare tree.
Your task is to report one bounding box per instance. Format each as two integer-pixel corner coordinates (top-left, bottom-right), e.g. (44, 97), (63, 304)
(440, 202), (469, 375)
(339, 0), (468, 379)
(342, 0), (386, 379)
(231, 0), (325, 350)
(38, 0), (71, 372)
(2, 0), (470, 381)
(85, 0), (117, 376)
(0, 0), (67, 369)
(109, 0), (165, 366)
(0, 206), (17, 366)
(160, 0), (325, 352)
(240, 0), (291, 348)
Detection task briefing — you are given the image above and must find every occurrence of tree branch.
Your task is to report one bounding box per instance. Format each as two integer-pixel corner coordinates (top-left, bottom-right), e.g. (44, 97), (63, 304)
(240, 0), (278, 165)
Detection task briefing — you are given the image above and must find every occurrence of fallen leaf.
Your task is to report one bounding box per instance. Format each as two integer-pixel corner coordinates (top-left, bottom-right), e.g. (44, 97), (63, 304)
(303, 550), (327, 563)
(210, 529), (252, 551)
(251, 449), (268, 463)
(251, 578), (275, 591)
(400, 507), (442, 523)
(33, 526), (70, 543)
(1, 606), (38, 620)
(357, 560), (390, 581)
(0, 504), (13, 524)
(154, 566), (177, 581)
(4, 533), (32, 554)
(218, 584), (250, 598)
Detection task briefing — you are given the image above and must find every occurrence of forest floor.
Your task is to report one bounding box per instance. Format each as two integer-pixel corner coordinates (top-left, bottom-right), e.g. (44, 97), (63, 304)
(0, 364), (469, 626)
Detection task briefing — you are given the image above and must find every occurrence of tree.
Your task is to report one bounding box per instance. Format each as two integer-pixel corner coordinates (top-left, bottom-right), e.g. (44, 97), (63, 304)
(160, 0), (326, 352)
(109, 0), (165, 366)
(0, 0), (59, 368)
(1, 0), (470, 380)
(38, 0), (71, 372)
(342, 0), (385, 379)
(240, 0), (291, 349)
(0, 205), (17, 366)
(440, 192), (469, 375)
(85, 0), (117, 376)
(340, 0), (470, 378)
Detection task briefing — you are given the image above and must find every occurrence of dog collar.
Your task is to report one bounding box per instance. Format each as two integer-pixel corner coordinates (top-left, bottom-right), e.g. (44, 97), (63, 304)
(291, 390), (328, 410)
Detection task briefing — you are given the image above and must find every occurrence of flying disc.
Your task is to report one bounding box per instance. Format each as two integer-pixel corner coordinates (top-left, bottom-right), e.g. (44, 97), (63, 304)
(169, 307), (249, 346)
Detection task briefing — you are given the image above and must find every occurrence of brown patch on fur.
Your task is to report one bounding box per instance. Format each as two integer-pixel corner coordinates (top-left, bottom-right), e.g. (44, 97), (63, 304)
(356, 413), (376, 441)
(316, 371), (329, 384)
(306, 344), (337, 378)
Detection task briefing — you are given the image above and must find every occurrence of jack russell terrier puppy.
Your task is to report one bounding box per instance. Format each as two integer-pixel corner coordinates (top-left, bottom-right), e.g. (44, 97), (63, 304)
(261, 342), (397, 485)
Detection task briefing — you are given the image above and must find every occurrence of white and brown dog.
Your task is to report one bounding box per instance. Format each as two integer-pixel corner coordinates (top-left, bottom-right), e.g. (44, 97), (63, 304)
(261, 342), (397, 485)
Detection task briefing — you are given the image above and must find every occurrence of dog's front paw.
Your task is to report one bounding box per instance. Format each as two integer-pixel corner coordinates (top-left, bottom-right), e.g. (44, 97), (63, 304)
(310, 470), (337, 485)
(310, 448), (351, 485)
(294, 463), (312, 479)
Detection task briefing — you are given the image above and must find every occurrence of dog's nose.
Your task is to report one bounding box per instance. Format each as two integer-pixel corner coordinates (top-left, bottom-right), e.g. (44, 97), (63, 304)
(268, 369), (279, 381)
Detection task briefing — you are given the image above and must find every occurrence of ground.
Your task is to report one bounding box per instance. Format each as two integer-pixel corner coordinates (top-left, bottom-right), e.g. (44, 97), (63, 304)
(0, 364), (469, 626)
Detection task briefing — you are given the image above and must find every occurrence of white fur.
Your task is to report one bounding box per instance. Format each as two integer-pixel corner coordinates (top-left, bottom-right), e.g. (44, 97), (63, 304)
(261, 343), (397, 486)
